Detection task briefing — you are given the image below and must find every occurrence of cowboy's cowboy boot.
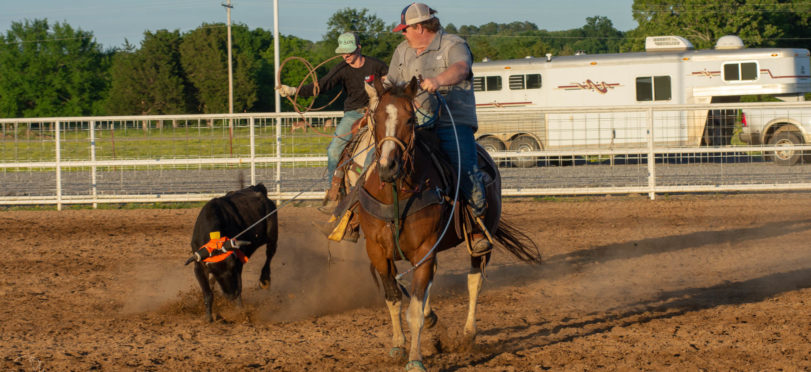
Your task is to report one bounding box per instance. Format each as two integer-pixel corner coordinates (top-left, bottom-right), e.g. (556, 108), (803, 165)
(318, 169), (345, 215)
(314, 184), (361, 242)
(467, 170), (492, 256)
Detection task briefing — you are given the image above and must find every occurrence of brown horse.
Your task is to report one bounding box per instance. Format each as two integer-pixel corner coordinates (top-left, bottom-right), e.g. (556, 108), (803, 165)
(358, 77), (542, 371)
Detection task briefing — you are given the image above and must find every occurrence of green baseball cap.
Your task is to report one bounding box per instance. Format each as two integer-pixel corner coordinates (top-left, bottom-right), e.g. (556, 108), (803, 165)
(335, 32), (358, 54)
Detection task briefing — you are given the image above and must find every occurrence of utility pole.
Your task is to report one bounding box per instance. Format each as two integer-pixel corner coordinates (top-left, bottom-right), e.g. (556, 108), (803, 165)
(223, 0), (234, 155)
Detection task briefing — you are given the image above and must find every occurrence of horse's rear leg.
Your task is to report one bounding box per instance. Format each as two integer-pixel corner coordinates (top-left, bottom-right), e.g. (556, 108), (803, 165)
(464, 257), (487, 341)
(422, 261), (438, 329)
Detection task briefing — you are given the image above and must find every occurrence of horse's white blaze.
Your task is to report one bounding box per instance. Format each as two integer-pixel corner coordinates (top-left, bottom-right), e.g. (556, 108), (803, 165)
(378, 104), (399, 168)
(386, 299), (405, 348)
(464, 272), (483, 336)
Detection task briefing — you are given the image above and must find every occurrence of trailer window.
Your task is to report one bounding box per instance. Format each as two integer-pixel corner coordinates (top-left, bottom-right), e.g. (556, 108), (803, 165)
(508, 74), (542, 90)
(486, 76), (502, 91)
(473, 77), (484, 91)
(635, 76), (671, 101)
(723, 62), (758, 81)
(527, 74), (542, 89)
(473, 76), (503, 91)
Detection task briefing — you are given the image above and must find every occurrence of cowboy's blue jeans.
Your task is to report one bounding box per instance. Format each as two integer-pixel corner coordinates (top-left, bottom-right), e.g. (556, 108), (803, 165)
(326, 109), (365, 185)
(436, 125), (487, 216)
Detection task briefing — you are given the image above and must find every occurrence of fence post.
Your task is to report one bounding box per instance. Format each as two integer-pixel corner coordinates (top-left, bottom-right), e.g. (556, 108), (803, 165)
(647, 107), (656, 200)
(55, 120), (62, 210)
(90, 120), (97, 209)
(250, 117), (256, 185)
(275, 117), (282, 202)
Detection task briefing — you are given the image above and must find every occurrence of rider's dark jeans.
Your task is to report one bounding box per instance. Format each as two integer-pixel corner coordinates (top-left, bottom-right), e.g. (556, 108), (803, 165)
(436, 125), (486, 215)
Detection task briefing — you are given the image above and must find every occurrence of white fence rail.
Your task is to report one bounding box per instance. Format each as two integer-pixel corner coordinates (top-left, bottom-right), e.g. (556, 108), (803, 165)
(1, 102), (810, 209)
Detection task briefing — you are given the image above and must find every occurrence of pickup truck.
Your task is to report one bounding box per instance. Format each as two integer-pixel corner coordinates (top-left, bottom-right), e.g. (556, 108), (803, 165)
(739, 104), (811, 165)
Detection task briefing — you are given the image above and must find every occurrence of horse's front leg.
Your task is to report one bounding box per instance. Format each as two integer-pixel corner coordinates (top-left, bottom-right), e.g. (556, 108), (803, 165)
(405, 255), (435, 371)
(383, 270), (406, 361)
(368, 244), (406, 361)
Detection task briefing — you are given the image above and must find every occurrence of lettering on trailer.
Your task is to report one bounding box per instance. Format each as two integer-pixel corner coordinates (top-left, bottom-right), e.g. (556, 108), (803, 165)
(691, 69), (721, 78)
(557, 79), (620, 94)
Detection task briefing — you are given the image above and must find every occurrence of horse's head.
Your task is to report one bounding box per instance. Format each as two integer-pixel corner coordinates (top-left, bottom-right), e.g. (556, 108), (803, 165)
(365, 76), (420, 183)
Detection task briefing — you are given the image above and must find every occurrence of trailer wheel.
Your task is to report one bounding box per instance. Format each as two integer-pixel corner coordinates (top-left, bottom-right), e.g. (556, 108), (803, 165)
(477, 137), (507, 166)
(477, 136), (505, 153)
(509, 135), (540, 168)
(768, 131), (803, 166)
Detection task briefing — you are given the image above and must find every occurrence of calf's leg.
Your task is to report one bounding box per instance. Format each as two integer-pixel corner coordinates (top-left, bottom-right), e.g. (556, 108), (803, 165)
(193, 263), (215, 322)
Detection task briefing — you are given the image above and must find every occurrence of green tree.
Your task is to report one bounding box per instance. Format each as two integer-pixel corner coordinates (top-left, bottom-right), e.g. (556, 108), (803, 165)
(105, 30), (189, 115)
(240, 28), (275, 112)
(764, 0), (811, 51)
(0, 19), (108, 118)
(180, 23), (259, 114)
(262, 34), (318, 111)
(458, 18), (626, 60)
(627, 0), (783, 50)
(570, 16), (625, 54)
(323, 8), (401, 63)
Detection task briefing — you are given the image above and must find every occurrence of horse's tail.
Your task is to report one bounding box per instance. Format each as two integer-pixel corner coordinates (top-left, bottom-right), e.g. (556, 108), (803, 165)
(494, 218), (543, 264)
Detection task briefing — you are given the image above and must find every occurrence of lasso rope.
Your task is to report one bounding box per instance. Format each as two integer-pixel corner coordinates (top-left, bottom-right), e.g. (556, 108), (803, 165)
(277, 55), (357, 139)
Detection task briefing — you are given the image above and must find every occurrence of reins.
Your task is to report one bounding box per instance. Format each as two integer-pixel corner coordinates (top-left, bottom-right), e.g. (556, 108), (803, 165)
(373, 92), (461, 283)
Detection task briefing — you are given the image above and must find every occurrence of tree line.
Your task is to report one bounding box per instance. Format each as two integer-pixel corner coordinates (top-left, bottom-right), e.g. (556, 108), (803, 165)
(0, 1), (808, 119)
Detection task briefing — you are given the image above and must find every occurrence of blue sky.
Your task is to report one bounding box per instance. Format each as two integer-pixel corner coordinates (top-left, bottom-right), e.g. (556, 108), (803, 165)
(1, 0), (637, 49)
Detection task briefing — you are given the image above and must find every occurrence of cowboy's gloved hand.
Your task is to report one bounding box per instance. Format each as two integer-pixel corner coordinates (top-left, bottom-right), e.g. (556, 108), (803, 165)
(276, 84), (297, 97)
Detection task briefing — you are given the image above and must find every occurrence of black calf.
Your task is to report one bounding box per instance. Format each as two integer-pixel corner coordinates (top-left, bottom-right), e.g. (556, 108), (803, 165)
(188, 183), (278, 322)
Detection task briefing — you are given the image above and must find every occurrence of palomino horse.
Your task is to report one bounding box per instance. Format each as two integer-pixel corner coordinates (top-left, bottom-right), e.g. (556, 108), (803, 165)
(358, 77), (543, 371)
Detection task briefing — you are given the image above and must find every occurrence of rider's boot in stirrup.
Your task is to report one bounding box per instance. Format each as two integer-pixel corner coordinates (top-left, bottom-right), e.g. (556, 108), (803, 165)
(318, 171), (344, 215)
(470, 232), (492, 257)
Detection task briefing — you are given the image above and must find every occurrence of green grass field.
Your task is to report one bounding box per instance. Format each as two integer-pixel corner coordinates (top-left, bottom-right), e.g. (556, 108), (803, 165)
(0, 124), (333, 163)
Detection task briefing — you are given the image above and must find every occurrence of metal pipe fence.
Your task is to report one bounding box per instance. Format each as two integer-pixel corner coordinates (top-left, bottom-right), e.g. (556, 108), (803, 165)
(1, 102), (810, 209)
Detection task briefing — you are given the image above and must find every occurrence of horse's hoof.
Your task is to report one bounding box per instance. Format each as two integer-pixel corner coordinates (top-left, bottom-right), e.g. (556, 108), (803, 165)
(258, 279), (269, 289)
(405, 360), (427, 371)
(389, 347), (407, 362)
(424, 310), (438, 329)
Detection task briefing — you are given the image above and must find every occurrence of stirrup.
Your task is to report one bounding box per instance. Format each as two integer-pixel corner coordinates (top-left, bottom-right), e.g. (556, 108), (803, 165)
(314, 210), (353, 242)
(470, 236), (492, 257)
(470, 211), (494, 245)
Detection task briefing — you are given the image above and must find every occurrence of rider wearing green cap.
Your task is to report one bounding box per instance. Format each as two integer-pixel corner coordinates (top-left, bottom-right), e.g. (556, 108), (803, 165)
(277, 32), (388, 214)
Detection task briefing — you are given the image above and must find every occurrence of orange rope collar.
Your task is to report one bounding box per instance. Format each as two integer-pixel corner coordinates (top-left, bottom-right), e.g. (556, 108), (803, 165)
(201, 237), (248, 264)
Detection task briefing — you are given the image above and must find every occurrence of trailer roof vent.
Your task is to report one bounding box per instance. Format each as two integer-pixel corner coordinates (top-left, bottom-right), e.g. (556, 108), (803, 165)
(715, 35), (745, 50)
(645, 36), (694, 52)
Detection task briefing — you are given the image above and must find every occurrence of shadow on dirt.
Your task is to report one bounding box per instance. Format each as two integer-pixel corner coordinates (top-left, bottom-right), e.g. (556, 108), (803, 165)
(432, 218), (811, 370)
(486, 217), (811, 285)
(443, 267), (811, 370)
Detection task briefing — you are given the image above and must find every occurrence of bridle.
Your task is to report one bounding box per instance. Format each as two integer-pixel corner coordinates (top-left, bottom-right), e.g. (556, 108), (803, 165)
(368, 91), (418, 179)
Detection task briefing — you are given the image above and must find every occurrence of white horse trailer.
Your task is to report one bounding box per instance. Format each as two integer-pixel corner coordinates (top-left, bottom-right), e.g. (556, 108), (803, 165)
(472, 35), (811, 166)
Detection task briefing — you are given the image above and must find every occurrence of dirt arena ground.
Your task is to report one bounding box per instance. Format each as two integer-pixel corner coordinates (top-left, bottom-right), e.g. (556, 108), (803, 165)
(2, 193), (811, 371)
